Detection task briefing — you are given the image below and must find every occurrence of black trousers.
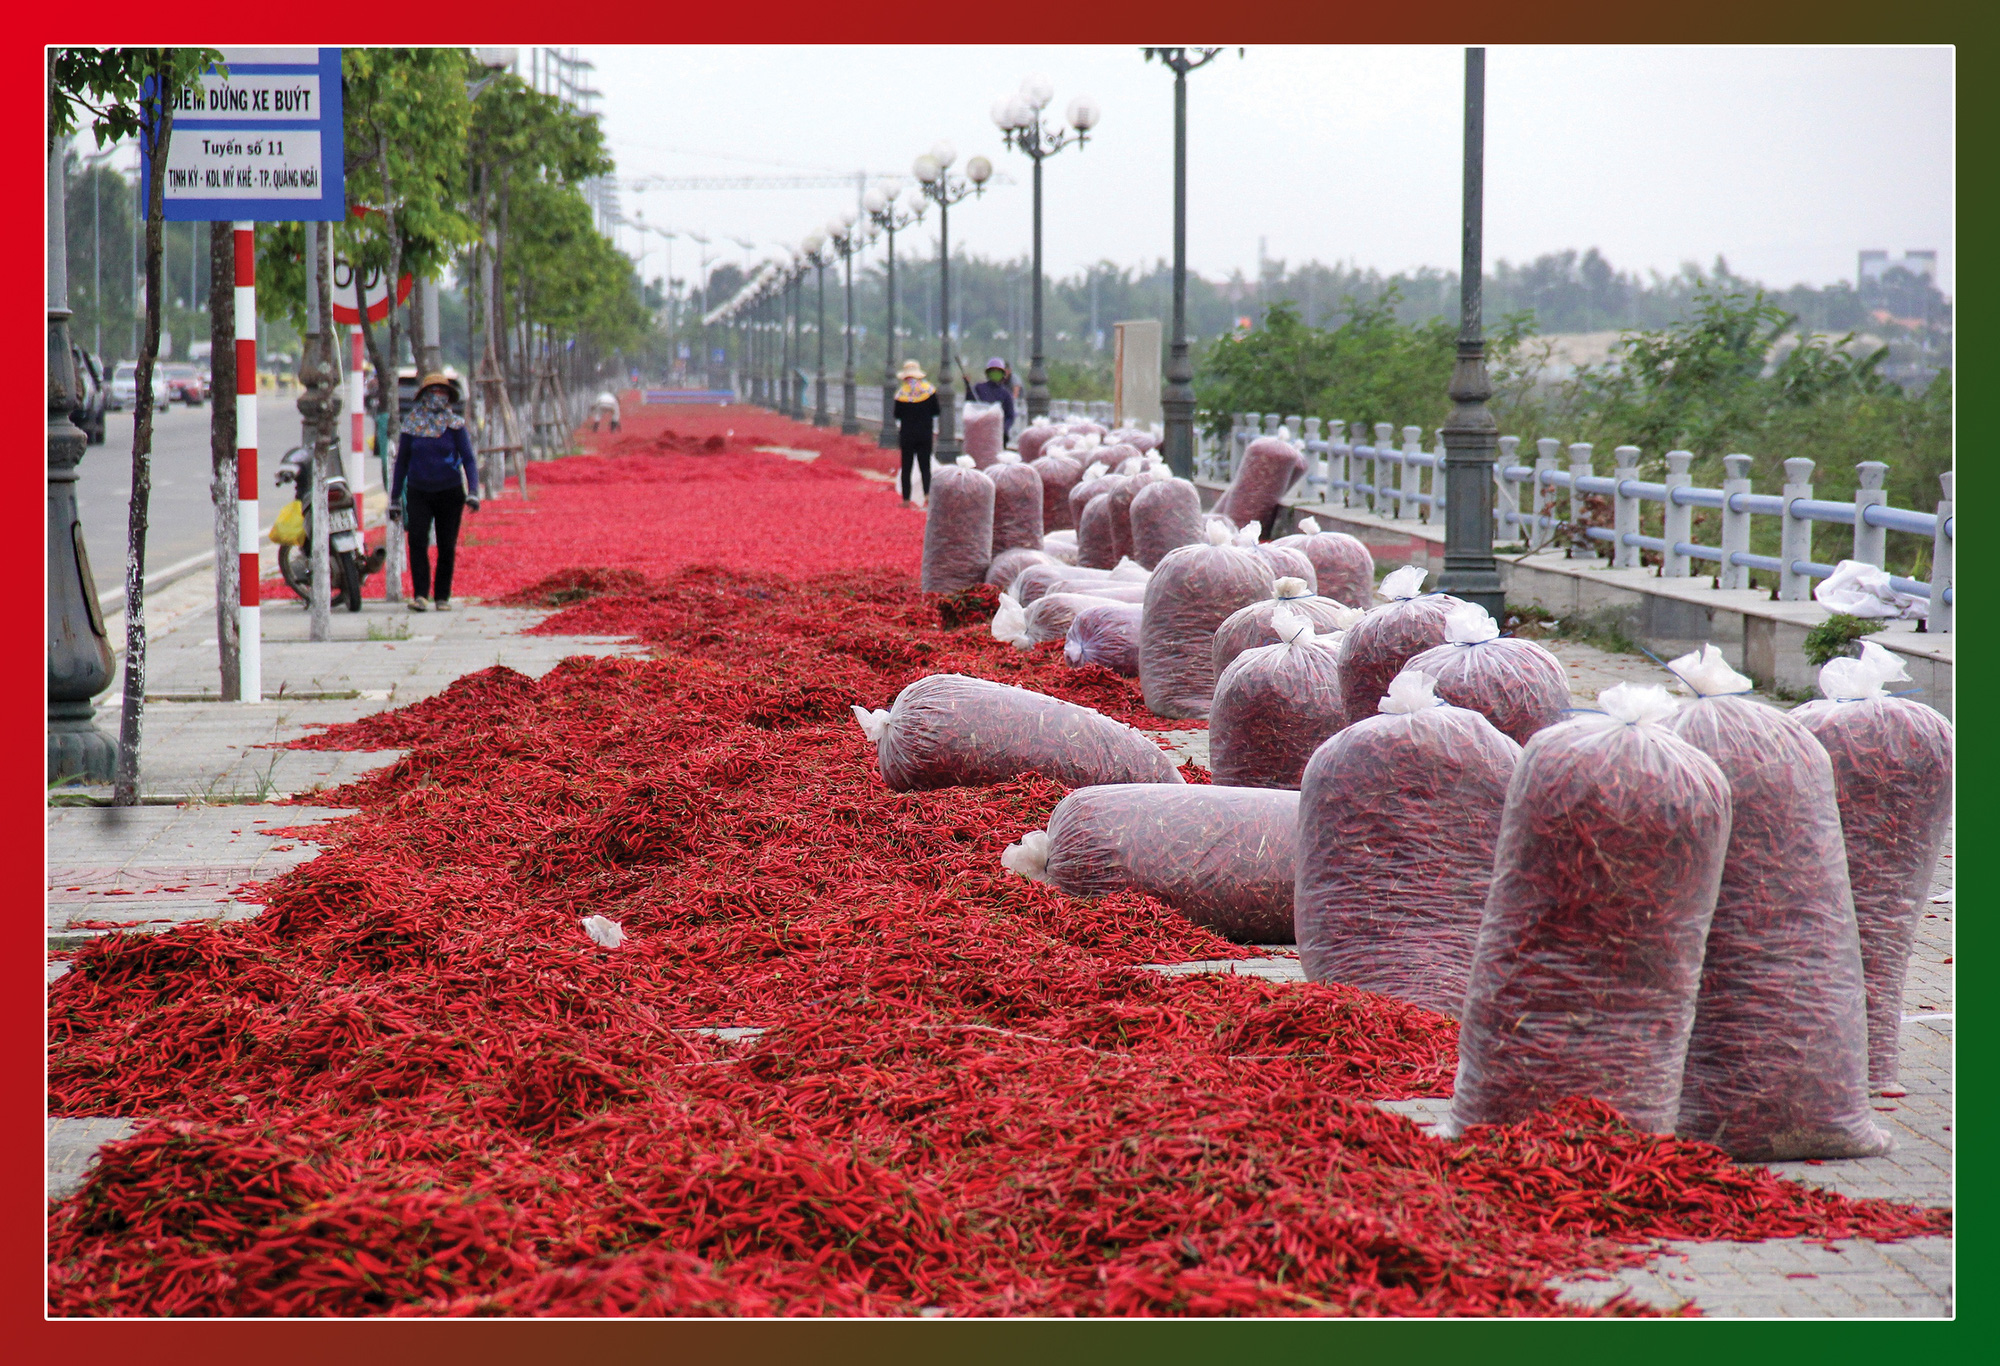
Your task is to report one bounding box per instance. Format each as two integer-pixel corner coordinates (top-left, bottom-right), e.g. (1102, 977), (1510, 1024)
(899, 442), (933, 500)
(406, 484), (466, 602)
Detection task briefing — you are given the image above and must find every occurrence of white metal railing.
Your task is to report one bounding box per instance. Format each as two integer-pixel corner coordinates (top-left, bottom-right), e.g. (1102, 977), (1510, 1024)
(1196, 412), (1954, 633)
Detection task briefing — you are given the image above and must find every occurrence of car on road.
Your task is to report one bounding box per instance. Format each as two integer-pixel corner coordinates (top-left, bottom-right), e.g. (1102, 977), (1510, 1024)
(69, 346), (106, 445)
(107, 361), (171, 412)
(163, 363), (206, 405)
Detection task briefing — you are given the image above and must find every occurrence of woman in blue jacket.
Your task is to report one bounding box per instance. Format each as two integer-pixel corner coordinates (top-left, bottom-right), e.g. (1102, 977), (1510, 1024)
(389, 373), (480, 612)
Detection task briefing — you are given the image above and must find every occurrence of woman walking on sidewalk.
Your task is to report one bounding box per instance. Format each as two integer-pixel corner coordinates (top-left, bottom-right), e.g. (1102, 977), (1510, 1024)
(390, 373), (480, 612)
(892, 360), (940, 506)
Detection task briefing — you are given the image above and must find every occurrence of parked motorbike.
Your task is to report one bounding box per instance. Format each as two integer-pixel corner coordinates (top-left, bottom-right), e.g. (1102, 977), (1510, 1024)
(275, 446), (383, 611)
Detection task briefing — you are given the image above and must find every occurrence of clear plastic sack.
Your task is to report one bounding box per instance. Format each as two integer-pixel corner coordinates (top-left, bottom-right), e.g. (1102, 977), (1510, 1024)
(1404, 602), (1571, 745)
(1003, 784), (1299, 942)
(1041, 530), (1079, 566)
(1448, 683), (1733, 1135)
(1064, 600), (1144, 677)
(1076, 479), (1129, 570)
(1035, 452), (1084, 532)
(1106, 465), (1164, 565)
(1214, 435), (1308, 536)
(1209, 607), (1350, 789)
(1012, 561), (1144, 606)
(1255, 542), (1319, 596)
(1657, 646), (1886, 1159)
(1211, 580), (1362, 679)
(1019, 421), (1059, 464)
(1108, 427), (1161, 453)
(1273, 516), (1376, 609)
(962, 401), (1004, 466)
(854, 673), (1184, 792)
(1295, 671), (1522, 1016)
(1790, 642), (1954, 1092)
(997, 591), (1125, 650)
(1339, 566), (1472, 727)
(1129, 476), (1206, 570)
(986, 546), (1055, 591)
(988, 452), (1045, 555)
(919, 457), (996, 593)
(1139, 524), (1278, 720)
(1067, 463), (1113, 534)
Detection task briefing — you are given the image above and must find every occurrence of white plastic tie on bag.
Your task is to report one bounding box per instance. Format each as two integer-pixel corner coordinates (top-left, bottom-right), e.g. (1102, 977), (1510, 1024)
(1378, 564), (1428, 600)
(1819, 639), (1912, 701)
(1272, 576), (1311, 601)
(990, 592), (1030, 646)
(1000, 830), (1052, 881)
(1080, 462), (1107, 485)
(1596, 682), (1680, 726)
(1145, 451), (1166, 470)
(1276, 425), (1291, 442)
(1326, 603), (1365, 631)
(997, 449), (1022, 465)
(1379, 669), (1442, 714)
(1110, 558), (1151, 582)
(1297, 516), (1321, 535)
(851, 705), (891, 743)
(1206, 522), (1235, 547)
(581, 915), (626, 949)
(1443, 600), (1501, 645)
(1270, 605), (1316, 650)
(1233, 522), (1262, 547)
(955, 455), (976, 469)
(1667, 643), (1754, 697)
(1117, 456), (1143, 475)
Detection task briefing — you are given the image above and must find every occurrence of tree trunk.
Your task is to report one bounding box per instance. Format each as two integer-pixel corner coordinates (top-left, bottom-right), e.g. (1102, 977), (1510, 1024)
(208, 220), (238, 700)
(115, 50), (172, 805)
(375, 133), (405, 445)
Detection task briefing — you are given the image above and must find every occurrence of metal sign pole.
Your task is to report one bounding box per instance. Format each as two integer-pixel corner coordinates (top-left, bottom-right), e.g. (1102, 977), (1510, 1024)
(233, 221), (259, 701)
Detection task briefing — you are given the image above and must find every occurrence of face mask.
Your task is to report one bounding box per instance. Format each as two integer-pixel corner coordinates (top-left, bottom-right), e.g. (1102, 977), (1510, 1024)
(987, 371), (1006, 384)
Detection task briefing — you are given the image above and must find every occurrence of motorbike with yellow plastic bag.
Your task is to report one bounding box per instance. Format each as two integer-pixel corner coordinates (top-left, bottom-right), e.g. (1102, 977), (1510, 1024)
(271, 445), (383, 610)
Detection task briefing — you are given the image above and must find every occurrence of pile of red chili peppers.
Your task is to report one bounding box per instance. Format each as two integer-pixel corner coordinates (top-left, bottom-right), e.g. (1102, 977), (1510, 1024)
(50, 404), (1947, 1317)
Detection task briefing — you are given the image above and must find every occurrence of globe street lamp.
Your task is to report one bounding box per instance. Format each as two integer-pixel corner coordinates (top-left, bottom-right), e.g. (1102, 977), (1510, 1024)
(824, 210), (868, 436)
(1143, 46), (1229, 479)
(1436, 48), (1504, 620)
(912, 142), (992, 461)
(865, 181), (926, 449)
(801, 230), (831, 426)
(993, 75), (1098, 422)
(782, 254), (802, 419)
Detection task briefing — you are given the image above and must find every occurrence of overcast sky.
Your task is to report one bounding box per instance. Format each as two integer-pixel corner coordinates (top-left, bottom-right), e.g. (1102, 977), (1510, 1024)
(589, 44), (1953, 294)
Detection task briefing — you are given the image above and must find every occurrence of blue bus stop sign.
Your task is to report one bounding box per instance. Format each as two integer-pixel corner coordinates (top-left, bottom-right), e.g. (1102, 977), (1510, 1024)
(142, 47), (344, 222)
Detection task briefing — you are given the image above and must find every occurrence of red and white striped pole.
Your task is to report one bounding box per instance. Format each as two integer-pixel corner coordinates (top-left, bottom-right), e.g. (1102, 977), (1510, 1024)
(348, 325), (365, 528)
(233, 222), (260, 701)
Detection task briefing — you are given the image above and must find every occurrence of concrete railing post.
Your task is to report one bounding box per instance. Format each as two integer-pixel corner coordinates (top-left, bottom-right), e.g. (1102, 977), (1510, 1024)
(1373, 422), (1396, 518)
(1612, 445), (1643, 569)
(1662, 450), (1694, 578)
(1932, 471), (1953, 633)
(1264, 412), (1283, 438)
(1566, 443), (1594, 559)
(1433, 427), (1450, 527)
(1779, 456), (1816, 602)
(1852, 460), (1889, 567)
(1531, 438), (1559, 552)
(1720, 454), (1753, 590)
(1495, 435), (1521, 542)
(1399, 425), (1423, 520)
(1302, 417), (1322, 488)
(1284, 413), (1303, 443)
(1324, 419), (1346, 508)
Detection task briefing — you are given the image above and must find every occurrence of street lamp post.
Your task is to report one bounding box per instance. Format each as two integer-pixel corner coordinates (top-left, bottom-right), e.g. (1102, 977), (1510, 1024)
(1436, 48), (1505, 620)
(993, 76), (1098, 423)
(912, 142), (992, 461)
(865, 182), (925, 449)
(784, 260), (803, 419)
(803, 232), (829, 426)
(1144, 46), (1227, 479)
(825, 211), (864, 436)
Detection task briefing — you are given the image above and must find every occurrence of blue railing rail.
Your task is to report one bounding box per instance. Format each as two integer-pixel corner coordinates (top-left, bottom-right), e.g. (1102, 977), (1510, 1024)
(1192, 413), (1954, 633)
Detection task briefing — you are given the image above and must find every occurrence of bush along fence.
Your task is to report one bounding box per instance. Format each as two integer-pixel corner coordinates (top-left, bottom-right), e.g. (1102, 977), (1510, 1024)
(1190, 412), (1954, 634)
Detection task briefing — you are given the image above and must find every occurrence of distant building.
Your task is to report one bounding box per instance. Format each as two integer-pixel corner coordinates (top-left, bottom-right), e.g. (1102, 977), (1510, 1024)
(1859, 250), (1938, 286)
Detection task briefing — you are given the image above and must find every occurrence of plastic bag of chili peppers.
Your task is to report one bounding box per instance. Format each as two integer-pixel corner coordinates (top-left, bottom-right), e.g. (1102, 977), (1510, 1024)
(1077, 479), (1128, 569)
(995, 591), (1125, 650)
(1140, 523), (1279, 720)
(920, 457), (996, 593)
(988, 451), (1045, 555)
(1019, 420), (1059, 463)
(1209, 607), (1350, 789)
(962, 401), (1004, 466)
(1273, 516), (1377, 609)
(1105, 462), (1160, 565)
(1211, 580), (1361, 679)
(1035, 452), (1084, 532)
(1405, 601), (1570, 745)
(1296, 670), (1522, 1016)
(986, 546), (1055, 591)
(1067, 462), (1110, 529)
(1003, 783), (1298, 941)
(1064, 600), (1144, 677)
(1011, 561), (1146, 606)
(1791, 643), (1953, 1093)
(1254, 541), (1319, 596)
(1214, 434), (1308, 536)
(1041, 529), (1079, 564)
(1447, 683), (1733, 1135)
(1659, 646), (1888, 1160)
(854, 674), (1184, 791)
(1339, 566), (1473, 726)
(1129, 475), (1207, 570)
